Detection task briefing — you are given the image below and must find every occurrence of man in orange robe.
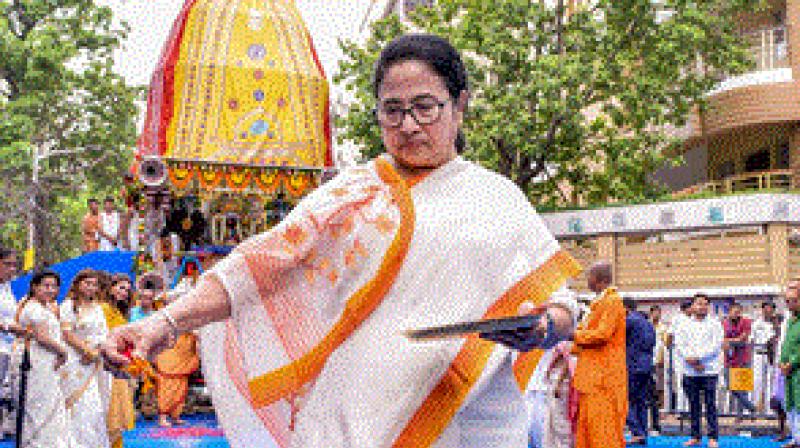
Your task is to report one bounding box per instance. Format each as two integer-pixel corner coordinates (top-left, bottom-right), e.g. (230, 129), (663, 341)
(81, 198), (100, 252)
(155, 332), (199, 427)
(572, 261), (628, 448)
(155, 261), (206, 427)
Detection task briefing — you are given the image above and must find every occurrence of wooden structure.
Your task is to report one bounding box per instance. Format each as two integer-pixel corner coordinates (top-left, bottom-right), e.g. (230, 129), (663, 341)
(133, 0), (333, 249)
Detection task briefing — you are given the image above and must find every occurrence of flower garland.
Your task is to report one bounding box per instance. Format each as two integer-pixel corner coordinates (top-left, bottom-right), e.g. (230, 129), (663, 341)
(224, 167), (252, 191)
(198, 167), (224, 191)
(168, 164), (194, 190)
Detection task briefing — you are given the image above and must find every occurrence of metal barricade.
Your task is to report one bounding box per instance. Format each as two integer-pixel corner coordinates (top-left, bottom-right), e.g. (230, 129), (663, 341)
(661, 342), (776, 422)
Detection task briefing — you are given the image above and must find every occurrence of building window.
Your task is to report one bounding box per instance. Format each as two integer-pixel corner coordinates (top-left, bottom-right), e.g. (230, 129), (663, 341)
(776, 142), (790, 169)
(745, 149), (770, 173)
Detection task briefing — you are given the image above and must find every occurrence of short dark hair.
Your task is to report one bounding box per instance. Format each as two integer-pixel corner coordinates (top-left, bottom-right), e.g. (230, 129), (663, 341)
(623, 298), (636, 311)
(650, 305), (661, 311)
(588, 261), (613, 285)
(372, 34), (469, 153)
(29, 268), (60, 292)
(680, 300), (693, 310)
(729, 301), (742, 309)
(104, 196), (115, 203)
(692, 293), (709, 305)
(87, 198), (98, 204)
(0, 246), (17, 260)
(762, 301), (776, 309)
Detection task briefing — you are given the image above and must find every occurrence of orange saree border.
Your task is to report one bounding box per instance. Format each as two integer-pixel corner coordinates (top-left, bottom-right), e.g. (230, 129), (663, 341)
(392, 249), (582, 448)
(247, 159), (415, 408)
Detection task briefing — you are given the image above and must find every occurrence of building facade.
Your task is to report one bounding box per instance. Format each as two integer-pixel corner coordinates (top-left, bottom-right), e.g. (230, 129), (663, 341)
(541, 0), (800, 316)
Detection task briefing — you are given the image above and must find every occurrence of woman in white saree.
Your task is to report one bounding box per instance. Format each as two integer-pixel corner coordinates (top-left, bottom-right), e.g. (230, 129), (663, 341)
(60, 269), (111, 448)
(103, 34), (581, 448)
(16, 269), (75, 448)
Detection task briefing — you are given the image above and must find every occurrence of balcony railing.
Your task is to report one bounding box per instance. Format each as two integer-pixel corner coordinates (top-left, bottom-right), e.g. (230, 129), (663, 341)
(671, 169), (793, 199)
(743, 27), (789, 71)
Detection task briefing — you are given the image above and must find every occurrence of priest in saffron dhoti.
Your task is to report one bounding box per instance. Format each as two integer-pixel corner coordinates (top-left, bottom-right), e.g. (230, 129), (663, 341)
(102, 34), (581, 448)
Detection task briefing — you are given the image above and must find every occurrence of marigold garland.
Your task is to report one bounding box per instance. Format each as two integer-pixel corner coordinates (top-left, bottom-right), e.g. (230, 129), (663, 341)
(254, 169), (283, 195)
(198, 167), (224, 191)
(124, 357), (158, 393)
(285, 171), (311, 197)
(168, 165), (194, 190)
(224, 167), (252, 191)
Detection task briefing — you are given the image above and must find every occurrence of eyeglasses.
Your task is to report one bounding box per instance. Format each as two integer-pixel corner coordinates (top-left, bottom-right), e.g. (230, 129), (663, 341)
(376, 96), (448, 128)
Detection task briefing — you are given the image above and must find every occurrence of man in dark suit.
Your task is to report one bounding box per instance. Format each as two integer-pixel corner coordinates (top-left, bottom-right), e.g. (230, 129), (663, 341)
(625, 298), (656, 445)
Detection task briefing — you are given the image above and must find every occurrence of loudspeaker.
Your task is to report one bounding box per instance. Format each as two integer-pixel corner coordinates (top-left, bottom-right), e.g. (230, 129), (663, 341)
(139, 156), (167, 187)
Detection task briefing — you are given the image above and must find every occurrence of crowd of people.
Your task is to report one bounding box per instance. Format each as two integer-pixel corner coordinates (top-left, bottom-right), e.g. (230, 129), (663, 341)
(612, 287), (800, 447)
(81, 195), (150, 254)
(0, 246), (201, 448)
(6, 32), (800, 448)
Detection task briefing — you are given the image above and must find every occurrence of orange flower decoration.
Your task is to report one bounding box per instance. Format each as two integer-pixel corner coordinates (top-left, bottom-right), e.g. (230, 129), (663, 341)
(303, 268), (317, 284)
(331, 214), (355, 240)
(198, 167), (224, 191)
(225, 168), (252, 191)
(330, 187), (349, 197)
(344, 239), (368, 268)
(318, 257), (331, 272)
(283, 224), (308, 247)
(373, 214), (396, 235)
(125, 357), (157, 393)
(327, 269), (339, 284)
(168, 165), (194, 190)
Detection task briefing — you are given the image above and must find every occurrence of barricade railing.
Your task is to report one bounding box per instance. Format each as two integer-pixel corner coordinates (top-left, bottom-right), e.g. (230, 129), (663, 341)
(660, 342), (776, 420)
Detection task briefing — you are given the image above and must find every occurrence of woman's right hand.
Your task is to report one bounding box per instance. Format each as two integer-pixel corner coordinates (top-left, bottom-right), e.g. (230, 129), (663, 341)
(99, 315), (173, 368)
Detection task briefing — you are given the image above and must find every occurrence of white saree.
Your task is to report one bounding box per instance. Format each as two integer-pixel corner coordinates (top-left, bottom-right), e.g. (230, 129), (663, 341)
(17, 301), (76, 448)
(59, 300), (111, 448)
(199, 156), (581, 448)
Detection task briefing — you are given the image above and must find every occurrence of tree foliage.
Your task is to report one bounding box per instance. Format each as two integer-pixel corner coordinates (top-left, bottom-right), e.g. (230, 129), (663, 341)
(334, 0), (764, 208)
(0, 0), (141, 264)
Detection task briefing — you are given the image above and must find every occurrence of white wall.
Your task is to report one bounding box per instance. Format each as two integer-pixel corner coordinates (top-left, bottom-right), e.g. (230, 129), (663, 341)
(540, 193), (800, 237)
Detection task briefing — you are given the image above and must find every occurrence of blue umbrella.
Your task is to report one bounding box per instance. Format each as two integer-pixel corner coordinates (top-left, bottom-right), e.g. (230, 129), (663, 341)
(10, 251), (137, 302)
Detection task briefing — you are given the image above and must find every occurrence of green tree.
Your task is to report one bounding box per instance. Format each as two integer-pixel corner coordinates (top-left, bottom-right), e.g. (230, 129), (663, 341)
(1, 0), (141, 264)
(335, 0), (763, 208)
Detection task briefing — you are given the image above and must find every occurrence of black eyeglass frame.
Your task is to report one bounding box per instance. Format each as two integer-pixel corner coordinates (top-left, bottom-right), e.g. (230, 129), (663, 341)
(374, 97), (449, 128)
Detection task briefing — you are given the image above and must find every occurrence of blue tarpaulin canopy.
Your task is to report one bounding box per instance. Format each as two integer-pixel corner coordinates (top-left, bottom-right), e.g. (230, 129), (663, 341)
(10, 251), (136, 302)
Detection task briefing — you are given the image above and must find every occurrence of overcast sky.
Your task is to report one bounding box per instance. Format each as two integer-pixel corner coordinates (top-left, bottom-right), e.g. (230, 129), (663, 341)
(104, 1), (378, 91)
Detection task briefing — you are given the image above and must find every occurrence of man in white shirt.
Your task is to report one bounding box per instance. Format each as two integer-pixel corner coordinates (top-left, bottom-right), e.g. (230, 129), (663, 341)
(99, 197), (120, 251)
(751, 301), (777, 413)
(0, 247), (18, 437)
(676, 293), (724, 448)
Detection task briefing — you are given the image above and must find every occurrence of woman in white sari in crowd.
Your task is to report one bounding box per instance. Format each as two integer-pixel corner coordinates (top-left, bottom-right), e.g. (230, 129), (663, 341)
(15, 269), (76, 448)
(60, 269), (111, 448)
(103, 33), (580, 448)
